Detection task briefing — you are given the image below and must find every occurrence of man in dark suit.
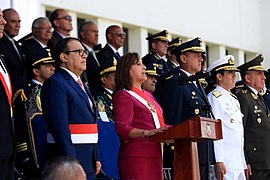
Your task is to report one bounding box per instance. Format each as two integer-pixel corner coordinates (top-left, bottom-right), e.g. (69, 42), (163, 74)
(234, 54), (270, 180)
(20, 17), (52, 72)
(142, 30), (169, 77)
(47, 8), (73, 52)
(0, 8), (25, 94)
(0, 8), (15, 179)
(97, 25), (125, 68)
(79, 21), (101, 94)
(41, 37), (101, 180)
(158, 37), (215, 180)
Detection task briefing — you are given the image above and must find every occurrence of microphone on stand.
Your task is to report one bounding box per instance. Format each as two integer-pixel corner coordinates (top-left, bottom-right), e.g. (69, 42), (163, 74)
(177, 71), (211, 86)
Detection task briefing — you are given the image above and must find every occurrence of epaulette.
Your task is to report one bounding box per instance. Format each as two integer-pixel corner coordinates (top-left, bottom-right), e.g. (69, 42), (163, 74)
(235, 84), (244, 89)
(212, 90), (222, 98)
(152, 53), (160, 60)
(165, 75), (174, 80)
(12, 89), (28, 103)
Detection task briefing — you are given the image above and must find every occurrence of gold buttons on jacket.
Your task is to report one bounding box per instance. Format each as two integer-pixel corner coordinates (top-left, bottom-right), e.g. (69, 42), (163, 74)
(257, 118), (262, 124)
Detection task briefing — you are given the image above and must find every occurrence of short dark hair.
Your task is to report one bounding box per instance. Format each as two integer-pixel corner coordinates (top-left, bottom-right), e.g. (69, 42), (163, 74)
(41, 156), (80, 180)
(115, 52), (140, 92)
(49, 8), (65, 28)
(105, 25), (120, 42)
(78, 20), (95, 39)
(54, 37), (81, 65)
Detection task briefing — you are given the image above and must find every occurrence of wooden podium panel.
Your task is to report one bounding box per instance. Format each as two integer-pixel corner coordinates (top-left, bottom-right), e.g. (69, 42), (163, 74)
(149, 116), (222, 180)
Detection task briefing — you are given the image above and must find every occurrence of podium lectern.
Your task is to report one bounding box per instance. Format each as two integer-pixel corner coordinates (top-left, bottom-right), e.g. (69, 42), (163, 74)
(149, 116), (222, 180)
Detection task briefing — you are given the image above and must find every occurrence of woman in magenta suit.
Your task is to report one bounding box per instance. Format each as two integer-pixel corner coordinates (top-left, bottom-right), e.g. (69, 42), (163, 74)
(113, 52), (167, 180)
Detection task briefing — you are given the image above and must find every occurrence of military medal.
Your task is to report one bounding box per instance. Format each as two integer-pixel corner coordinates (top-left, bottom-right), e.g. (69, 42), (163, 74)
(148, 101), (156, 112)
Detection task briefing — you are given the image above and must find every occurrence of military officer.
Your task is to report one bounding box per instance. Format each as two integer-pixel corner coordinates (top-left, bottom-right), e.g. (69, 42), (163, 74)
(158, 37), (215, 180)
(142, 62), (159, 94)
(233, 54), (270, 180)
(142, 30), (169, 77)
(166, 37), (181, 70)
(207, 55), (247, 180)
(94, 57), (120, 179)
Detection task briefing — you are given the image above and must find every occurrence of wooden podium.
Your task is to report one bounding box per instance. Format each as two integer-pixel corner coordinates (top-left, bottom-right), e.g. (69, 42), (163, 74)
(149, 116), (222, 180)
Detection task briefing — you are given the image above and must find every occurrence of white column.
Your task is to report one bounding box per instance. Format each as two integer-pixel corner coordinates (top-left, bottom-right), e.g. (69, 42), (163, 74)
(227, 49), (245, 81)
(69, 11), (77, 38)
(128, 27), (148, 57)
(10, 0), (42, 40)
(208, 45), (226, 65)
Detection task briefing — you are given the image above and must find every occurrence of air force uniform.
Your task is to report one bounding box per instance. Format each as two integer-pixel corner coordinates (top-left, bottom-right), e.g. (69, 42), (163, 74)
(207, 55), (247, 179)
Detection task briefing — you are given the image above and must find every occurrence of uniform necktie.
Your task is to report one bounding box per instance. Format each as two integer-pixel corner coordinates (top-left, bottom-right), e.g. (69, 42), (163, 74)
(90, 49), (100, 67)
(10, 39), (22, 60)
(77, 78), (93, 108)
(115, 52), (121, 60)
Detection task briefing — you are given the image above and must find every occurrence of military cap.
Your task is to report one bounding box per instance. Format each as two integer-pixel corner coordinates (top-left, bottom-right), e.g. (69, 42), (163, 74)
(237, 54), (266, 74)
(168, 37), (182, 51)
(146, 30), (169, 42)
(100, 57), (117, 76)
(207, 55), (239, 73)
(31, 48), (55, 67)
(143, 61), (159, 77)
(171, 37), (206, 56)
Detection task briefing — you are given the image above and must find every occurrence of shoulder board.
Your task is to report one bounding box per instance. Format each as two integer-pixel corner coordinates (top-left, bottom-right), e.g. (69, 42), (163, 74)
(212, 90), (222, 98)
(165, 75), (174, 80)
(152, 53), (160, 60)
(235, 84), (244, 89)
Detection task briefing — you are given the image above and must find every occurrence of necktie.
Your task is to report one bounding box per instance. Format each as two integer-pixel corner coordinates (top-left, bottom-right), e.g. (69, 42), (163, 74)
(115, 52), (121, 60)
(77, 78), (93, 108)
(10, 39), (22, 60)
(90, 49), (100, 67)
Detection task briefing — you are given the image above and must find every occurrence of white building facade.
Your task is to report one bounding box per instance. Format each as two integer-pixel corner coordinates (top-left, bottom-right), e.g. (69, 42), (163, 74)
(1, 0), (270, 68)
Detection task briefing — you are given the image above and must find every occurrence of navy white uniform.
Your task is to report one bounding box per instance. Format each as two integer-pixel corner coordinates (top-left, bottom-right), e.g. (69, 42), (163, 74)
(208, 85), (246, 179)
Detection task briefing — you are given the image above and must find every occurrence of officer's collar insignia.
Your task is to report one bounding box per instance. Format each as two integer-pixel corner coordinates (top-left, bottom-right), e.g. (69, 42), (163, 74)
(251, 93), (258, 100)
(212, 90), (222, 98)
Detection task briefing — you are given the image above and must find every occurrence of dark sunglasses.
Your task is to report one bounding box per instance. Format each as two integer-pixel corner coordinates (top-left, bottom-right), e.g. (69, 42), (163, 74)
(114, 32), (126, 37)
(56, 15), (72, 21)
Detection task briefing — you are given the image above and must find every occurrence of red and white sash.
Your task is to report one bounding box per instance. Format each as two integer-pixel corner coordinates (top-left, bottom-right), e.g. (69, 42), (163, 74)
(125, 86), (165, 128)
(47, 124), (98, 144)
(0, 59), (12, 107)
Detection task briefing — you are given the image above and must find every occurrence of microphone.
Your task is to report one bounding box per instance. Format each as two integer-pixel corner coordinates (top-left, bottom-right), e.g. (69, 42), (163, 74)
(177, 71), (211, 86)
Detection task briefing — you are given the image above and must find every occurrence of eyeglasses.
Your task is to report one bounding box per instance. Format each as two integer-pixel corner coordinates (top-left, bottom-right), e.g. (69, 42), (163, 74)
(35, 27), (53, 31)
(56, 15), (72, 21)
(113, 32), (126, 38)
(64, 49), (89, 57)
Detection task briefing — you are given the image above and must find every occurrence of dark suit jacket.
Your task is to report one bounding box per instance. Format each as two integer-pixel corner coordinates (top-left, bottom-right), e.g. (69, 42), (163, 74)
(82, 44), (101, 95)
(0, 33), (25, 94)
(235, 84), (270, 170)
(97, 44), (119, 69)
(0, 55), (15, 160)
(41, 68), (100, 177)
(47, 31), (63, 53)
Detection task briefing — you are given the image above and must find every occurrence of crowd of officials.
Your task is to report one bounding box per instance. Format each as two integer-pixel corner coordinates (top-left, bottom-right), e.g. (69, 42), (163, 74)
(1, 6), (270, 180)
